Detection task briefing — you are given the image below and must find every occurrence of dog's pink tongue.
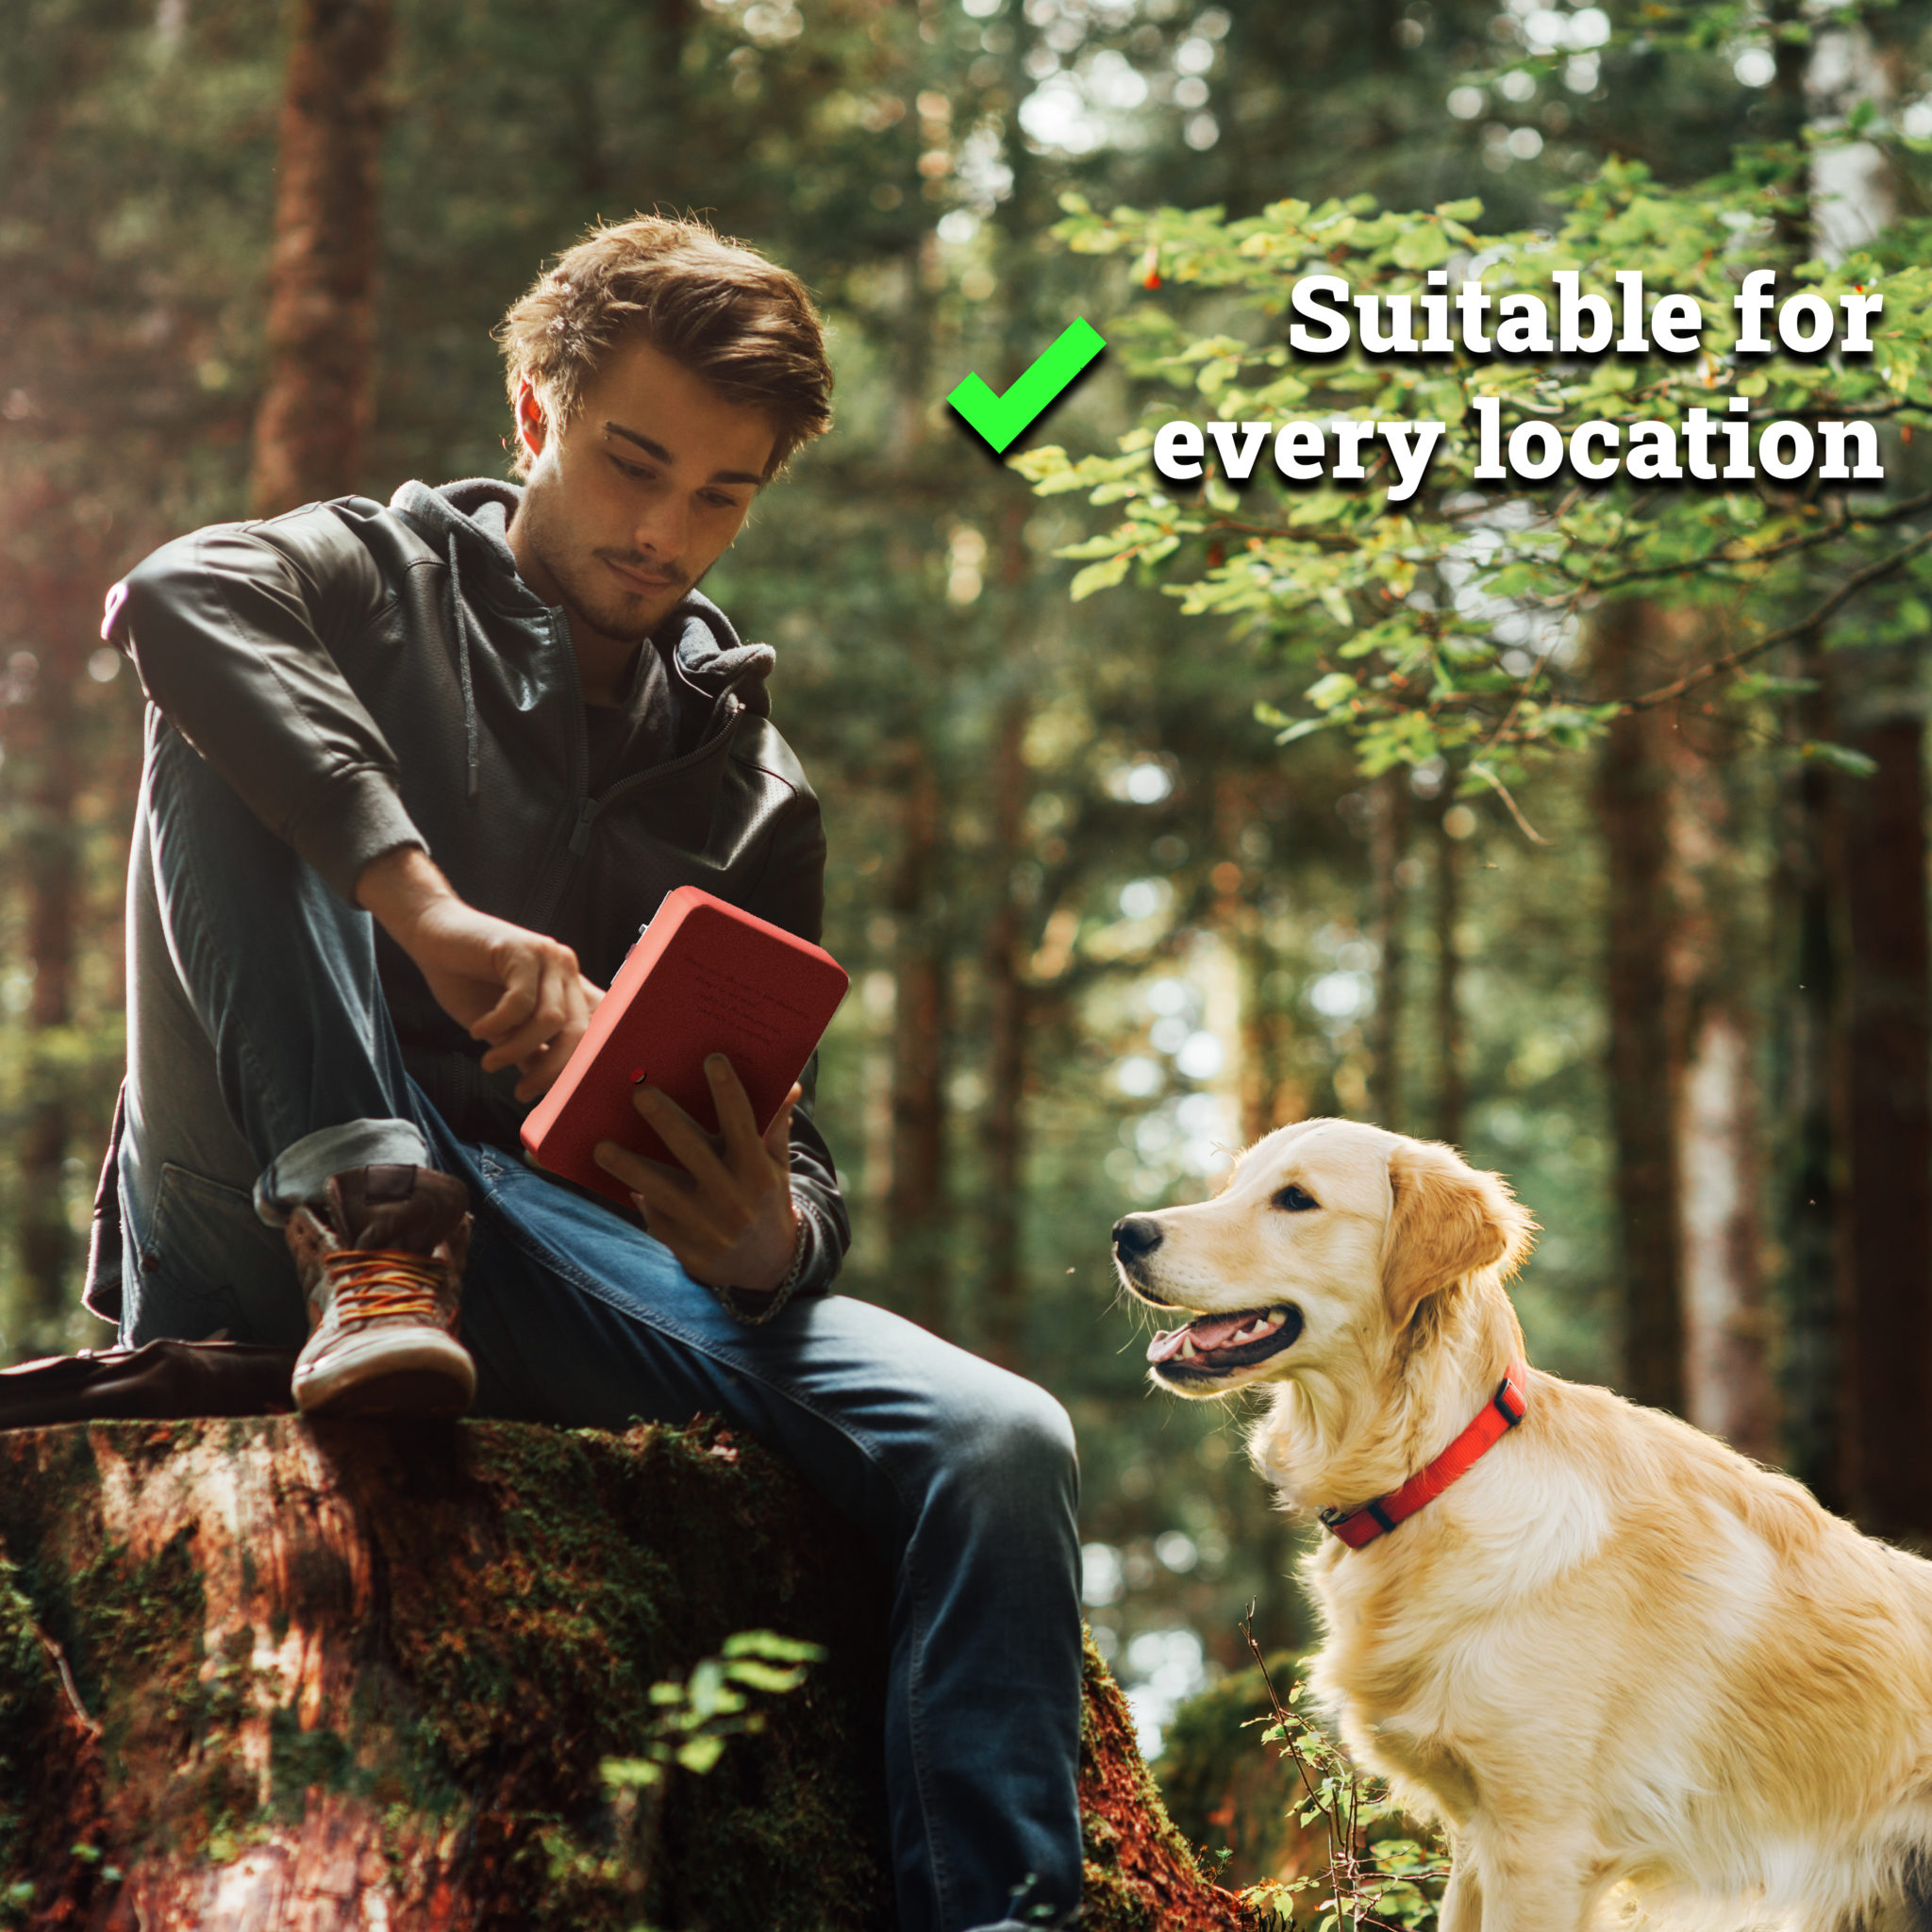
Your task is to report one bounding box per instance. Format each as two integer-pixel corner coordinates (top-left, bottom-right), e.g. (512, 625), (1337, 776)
(1146, 1312), (1254, 1362)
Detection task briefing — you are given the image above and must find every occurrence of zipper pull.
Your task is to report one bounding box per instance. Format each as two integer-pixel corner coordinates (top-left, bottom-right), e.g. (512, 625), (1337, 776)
(568, 797), (598, 856)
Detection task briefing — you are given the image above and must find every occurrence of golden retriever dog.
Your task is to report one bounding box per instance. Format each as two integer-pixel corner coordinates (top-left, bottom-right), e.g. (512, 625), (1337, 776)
(1111, 1116), (1932, 1932)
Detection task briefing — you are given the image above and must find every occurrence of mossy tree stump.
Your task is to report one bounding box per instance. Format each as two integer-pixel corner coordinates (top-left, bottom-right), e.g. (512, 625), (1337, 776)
(0, 1416), (1243, 1931)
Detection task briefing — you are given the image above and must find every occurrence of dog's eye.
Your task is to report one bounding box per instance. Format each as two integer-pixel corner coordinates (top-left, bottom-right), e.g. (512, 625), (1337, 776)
(1273, 1184), (1320, 1212)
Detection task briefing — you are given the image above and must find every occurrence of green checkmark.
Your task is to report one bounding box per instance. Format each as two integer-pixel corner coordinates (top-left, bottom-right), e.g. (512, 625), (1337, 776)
(947, 318), (1107, 454)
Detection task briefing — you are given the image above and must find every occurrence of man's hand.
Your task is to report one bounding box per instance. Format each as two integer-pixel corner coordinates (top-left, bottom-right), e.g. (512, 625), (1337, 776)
(592, 1057), (802, 1294)
(357, 847), (603, 1102)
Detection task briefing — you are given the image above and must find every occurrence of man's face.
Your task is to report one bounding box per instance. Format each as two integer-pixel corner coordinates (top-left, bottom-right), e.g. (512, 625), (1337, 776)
(508, 335), (777, 650)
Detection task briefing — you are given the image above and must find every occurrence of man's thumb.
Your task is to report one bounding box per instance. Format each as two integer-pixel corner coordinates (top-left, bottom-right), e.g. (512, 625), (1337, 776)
(762, 1083), (803, 1166)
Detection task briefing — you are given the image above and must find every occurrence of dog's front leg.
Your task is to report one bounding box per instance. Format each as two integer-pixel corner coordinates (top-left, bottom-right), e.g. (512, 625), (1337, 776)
(1468, 1833), (1603, 1932)
(1438, 1850), (1484, 1932)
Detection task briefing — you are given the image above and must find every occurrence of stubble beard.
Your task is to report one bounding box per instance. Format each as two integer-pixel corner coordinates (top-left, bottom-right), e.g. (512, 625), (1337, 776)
(519, 488), (691, 645)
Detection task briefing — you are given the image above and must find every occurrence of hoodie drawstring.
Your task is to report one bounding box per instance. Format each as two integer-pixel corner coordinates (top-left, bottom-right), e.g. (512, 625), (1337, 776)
(445, 534), (480, 804)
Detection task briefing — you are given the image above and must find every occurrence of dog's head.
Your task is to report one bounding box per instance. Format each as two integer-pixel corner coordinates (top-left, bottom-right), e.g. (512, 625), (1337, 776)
(1112, 1118), (1535, 1398)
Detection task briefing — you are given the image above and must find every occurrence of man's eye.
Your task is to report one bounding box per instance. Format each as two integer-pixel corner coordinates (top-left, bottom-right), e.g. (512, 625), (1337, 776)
(1272, 1185), (1319, 1212)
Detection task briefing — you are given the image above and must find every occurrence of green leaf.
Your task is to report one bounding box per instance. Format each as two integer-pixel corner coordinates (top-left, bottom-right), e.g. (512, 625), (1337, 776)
(1729, 671), (1819, 701)
(675, 1735), (727, 1774)
(1071, 555), (1132, 600)
(1797, 740), (1878, 777)
(722, 1630), (827, 1663)
(1391, 224), (1450, 270)
(1056, 533), (1133, 560)
(599, 1755), (666, 1790)
(1319, 588), (1355, 628)
(724, 1658), (808, 1692)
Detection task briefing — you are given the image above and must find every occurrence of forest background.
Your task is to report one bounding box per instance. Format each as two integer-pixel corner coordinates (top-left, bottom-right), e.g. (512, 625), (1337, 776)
(8, 0), (1932, 1862)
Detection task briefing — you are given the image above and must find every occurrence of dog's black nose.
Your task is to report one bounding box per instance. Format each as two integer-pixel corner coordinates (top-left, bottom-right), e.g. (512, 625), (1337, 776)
(1112, 1215), (1163, 1261)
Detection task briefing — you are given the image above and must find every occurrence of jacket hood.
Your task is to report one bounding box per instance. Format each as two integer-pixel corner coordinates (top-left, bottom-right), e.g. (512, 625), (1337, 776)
(389, 477), (776, 718)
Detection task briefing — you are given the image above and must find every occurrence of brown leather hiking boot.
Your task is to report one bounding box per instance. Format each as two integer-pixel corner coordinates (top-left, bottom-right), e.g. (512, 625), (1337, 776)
(287, 1164), (476, 1418)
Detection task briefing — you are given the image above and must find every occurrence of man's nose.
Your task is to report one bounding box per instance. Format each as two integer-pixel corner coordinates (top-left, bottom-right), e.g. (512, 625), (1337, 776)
(1112, 1215), (1163, 1262)
(635, 493), (691, 562)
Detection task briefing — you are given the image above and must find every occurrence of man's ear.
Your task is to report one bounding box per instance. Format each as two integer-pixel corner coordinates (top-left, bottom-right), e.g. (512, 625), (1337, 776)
(514, 375), (549, 463)
(1381, 1139), (1537, 1329)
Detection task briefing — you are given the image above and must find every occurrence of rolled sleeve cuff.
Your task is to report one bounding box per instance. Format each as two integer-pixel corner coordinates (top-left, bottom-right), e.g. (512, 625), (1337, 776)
(286, 763), (427, 905)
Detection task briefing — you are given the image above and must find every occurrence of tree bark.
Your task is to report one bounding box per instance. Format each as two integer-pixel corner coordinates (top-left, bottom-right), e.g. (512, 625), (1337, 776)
(889, 757), (951, 1336)
(1678, 1008), (1774, 1457)
(0, 1416), (1241, 1932)
(982, 691), (1030, 1369)
(1595, 601), (1686, 1414)
(2, 477), (112, 1360)
(1434, 805), (1466, 1149)
(1368, 773), (1408, 1133)
(1668, 712), (1776, 1462)
(1834, 706), (1932, 1536)
(250, 0), (392, 516)
(13, 612), (83, 1351)
(1774, 652), (1844, 1507)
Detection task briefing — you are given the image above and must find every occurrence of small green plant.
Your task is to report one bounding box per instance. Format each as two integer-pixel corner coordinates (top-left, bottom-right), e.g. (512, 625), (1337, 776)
(564, 1629), (825, 1932)
(1233, 1606), (1448, 1932)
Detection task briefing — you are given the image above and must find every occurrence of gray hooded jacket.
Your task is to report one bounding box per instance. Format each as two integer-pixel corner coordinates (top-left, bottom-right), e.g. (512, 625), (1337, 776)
(85, 477), (848, 1318)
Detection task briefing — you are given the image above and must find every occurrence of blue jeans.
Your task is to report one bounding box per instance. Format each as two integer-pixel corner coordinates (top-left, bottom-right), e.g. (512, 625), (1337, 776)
(115, 715), (1084, 1932)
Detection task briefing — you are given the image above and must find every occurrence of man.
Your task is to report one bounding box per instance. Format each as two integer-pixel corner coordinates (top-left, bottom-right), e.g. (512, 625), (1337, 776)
(82, 215), (1083, 1932)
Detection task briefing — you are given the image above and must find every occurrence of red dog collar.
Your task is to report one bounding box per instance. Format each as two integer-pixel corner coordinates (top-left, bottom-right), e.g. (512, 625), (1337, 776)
(1320, 1361), (1529, 1550)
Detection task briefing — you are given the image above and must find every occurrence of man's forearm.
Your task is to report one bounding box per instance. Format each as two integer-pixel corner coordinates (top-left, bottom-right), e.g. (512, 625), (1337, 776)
(355, 844), (455, 943)
(353, 846), (597, 1101)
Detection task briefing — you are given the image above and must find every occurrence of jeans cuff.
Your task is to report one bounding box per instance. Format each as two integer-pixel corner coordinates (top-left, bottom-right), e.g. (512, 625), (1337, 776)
(254, 1119), (431, 1225)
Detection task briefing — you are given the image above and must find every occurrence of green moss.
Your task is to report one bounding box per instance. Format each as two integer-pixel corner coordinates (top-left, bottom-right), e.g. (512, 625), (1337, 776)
(267, 1707), (356, 1818)
(0, 1557), (60, 1875)
(0, 1418), (908, 1928)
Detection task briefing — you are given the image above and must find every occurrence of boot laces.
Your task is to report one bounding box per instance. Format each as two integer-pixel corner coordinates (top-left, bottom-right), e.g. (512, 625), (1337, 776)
(322, 1249), (451, 1329)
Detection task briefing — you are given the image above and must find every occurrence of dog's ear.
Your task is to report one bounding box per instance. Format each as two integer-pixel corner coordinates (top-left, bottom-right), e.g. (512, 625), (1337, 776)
(1381, 1140), (1536, 1328)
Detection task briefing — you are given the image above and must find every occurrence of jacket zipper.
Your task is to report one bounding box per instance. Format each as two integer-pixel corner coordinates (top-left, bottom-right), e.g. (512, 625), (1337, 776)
(525, 656), (756, 933)
(517, 608), (591, 928)
(566, 690), (746, 857)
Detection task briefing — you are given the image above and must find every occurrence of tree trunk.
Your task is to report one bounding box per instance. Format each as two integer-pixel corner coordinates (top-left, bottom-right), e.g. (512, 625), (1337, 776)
(1434, 804), (1466, 1149)
(0, 1416), (1241, 1932)
(889, 758), (951, 1336)
(1236, 924), (1283, 1150)
(1368, 773), (1408, 1132)
(250, 0), (392, 516)
(13, 618), (83, 1352)
(3, 477), (108, 1360)
(1774, 651), (1844, 1507)
(1595, 601), (1686, 1415)
(1835, 705), (1932, 1537)
(1678, 1007), (1774, 1457)
(1668, 712), (1776, 1462)
(982, 691), (1030, 1370)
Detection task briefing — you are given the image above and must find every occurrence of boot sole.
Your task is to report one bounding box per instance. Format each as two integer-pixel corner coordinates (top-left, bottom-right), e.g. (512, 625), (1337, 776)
(293, 1334), (477, 1419)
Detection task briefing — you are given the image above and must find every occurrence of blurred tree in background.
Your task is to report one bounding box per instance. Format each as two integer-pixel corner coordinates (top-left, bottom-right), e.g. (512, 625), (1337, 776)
(8, 0), (1932, 1856)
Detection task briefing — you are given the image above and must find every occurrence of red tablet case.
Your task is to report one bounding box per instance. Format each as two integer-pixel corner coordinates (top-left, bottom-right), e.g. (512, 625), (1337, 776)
(519, 886), (849, 1207)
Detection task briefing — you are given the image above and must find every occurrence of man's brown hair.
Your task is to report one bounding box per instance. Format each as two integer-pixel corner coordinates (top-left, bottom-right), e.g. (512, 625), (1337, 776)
(494, 214), (833, 480)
